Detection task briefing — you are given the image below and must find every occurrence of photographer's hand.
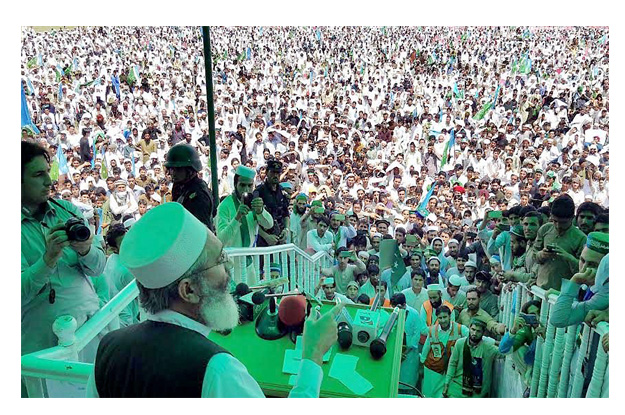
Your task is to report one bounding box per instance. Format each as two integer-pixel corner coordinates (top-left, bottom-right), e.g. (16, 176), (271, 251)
(235, 204), (251, 222)
(43, 224), (70, 268)
(70, 232), (94, 256)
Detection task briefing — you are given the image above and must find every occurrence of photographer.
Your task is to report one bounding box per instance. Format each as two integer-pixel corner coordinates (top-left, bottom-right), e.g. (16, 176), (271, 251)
(21, 141), (106, 380)
(216, 165), (273, 283)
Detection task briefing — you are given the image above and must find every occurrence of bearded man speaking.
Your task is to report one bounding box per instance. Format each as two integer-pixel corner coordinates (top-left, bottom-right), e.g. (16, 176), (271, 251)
(86, 202), (343, 397)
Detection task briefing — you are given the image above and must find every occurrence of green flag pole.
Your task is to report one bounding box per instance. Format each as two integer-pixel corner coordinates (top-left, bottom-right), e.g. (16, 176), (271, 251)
(201, 26), (220, 208)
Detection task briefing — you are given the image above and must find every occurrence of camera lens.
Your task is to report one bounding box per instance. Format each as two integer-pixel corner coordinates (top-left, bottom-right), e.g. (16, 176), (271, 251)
(357, 330), (370, 344)
(73, 225), (91, 241)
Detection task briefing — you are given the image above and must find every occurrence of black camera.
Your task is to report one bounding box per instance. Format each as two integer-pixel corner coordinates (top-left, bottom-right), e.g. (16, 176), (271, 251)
(241, 192), (254, 208)
(65, 218), (91, 242)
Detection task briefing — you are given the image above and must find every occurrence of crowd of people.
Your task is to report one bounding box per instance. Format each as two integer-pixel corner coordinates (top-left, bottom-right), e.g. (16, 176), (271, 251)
(21, 25), (609, 398)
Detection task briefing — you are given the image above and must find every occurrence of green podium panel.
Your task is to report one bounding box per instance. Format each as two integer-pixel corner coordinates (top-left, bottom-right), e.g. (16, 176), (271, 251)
(209, 302), (405, 398)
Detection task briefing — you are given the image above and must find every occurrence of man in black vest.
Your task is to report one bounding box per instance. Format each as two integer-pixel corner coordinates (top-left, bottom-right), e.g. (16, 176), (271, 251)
(164, 144), (216, 232)
(86, 202), (343, 397)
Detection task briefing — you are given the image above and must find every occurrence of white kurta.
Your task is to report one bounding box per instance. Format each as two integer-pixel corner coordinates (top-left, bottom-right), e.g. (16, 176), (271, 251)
(216, 194), (274, 285)
(399, 306), (426, 391)
(85, 310), (322, 397)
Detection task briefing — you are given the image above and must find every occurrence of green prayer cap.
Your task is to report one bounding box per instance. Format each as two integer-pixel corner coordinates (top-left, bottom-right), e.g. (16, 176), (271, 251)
(295, 193), (308, 201)
(280, 182), (293, 190)
(510, 225), (525, 238)
(313, 207), (325, 214)
(270, 262), (282, 272)
(339, 250), (352, 258)
(332, 213), (345, 221)
(235, 165), (256, 180)
(586, 232), (609, 255)
(311, 200), (323, 207)
(405, 234), (418, 244)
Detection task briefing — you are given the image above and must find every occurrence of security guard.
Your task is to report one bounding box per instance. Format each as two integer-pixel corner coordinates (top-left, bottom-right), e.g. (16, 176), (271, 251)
(164, 144), (216, 232)
(253, 159), (290, 247)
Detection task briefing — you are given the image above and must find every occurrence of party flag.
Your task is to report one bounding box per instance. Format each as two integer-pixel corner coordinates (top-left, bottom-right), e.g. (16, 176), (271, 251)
(379, 239), (407, 288)
(440, 129), (455, 168)
(21, 83), (40, 135)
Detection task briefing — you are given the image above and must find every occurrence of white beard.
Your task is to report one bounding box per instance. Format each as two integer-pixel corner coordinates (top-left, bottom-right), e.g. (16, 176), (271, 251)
(115, 190), (128, 204)
(198, 279), (240, 331)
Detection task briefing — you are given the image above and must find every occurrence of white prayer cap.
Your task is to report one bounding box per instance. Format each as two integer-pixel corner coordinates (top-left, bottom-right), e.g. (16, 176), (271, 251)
(448, 274), (463, 287)
(465, 260), (477, 269)
(120, 203), (216, 289)
(427, 256), (441, 264)
(123, 218), (136, 229)
(427, 283), (443, 292)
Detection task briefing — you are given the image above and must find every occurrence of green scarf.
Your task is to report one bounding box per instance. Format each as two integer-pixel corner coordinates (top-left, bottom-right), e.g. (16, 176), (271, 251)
(462, 339), (484, 396)
(332, 226), (342, 250)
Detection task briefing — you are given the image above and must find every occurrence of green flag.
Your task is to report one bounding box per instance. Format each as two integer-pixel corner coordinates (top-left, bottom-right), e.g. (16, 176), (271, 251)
(101, 154), (108, 179)
(49, 159), (59, 181)
(379, 239), (407, 287)
(511, 58), (518, 75)
(126, 66), (139, 85)
(27, 57), (37, 68)
(473, 102), (492, 120)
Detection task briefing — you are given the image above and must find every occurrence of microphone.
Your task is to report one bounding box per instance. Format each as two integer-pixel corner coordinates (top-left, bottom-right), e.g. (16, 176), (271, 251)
(278, 295), (308, 343)
(370, 307), (400, 360)
(278, 295), (307, 327)
(334, 296), (353, 350)
(255, 296), (286, 340)
(251, 290), (269, 305)
(337, 322), (353, 350)
(370, 292), (381, 312)
(233, 283), (254, 322)
(251, 289), (301, 305)
(249, 277), (289, 291)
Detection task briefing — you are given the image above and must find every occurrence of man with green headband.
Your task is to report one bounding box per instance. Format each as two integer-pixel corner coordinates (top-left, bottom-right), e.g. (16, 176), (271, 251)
(289, 193), (314, 251)
(216, 165), (274, 283)
(443, 318), (503, 398)
(551, 232), (609, 327)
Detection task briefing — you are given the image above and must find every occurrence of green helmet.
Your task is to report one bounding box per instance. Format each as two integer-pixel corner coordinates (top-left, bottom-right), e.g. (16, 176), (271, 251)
(164, 144), (202, 172)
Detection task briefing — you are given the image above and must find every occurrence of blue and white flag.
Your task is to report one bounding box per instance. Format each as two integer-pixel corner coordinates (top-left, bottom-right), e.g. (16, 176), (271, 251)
(21, 83), (40, 135)
(111, 76), (121, 99)
(57, 143), (69, 175)
(58, 82), (63, 102)
(26, 78), (35, 95)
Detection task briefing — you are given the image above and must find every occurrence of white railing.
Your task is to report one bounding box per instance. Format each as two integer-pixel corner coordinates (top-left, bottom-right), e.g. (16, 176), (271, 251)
(225, 243), (334, 292)
(497, 282), (609, 398)
(21, 244), (332, 398)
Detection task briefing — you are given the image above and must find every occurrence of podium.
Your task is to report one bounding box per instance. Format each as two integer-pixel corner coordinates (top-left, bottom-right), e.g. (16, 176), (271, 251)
(209, 301), (405, 398)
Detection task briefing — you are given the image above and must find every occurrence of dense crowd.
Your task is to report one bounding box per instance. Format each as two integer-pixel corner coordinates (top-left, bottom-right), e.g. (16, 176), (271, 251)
(21, 26), (609, 398)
